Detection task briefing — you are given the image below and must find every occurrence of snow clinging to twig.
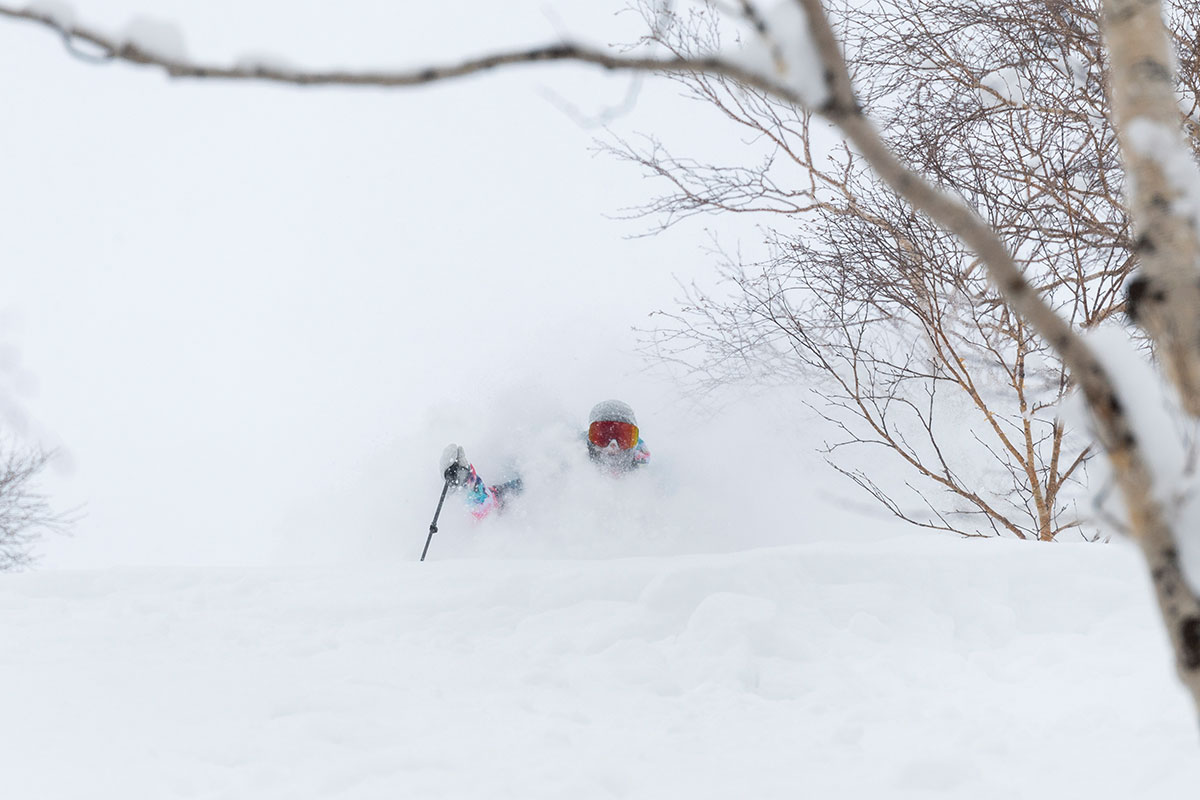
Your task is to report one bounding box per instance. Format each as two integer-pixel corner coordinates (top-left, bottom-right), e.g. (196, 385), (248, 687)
(1125, 117), (1200, 227)
(27, 0), (74, 29)
(119, 16), (187, 61)
(979, 67), (1026, 108)
(234, 52), (298, 73)
(725, 1), (828, 107)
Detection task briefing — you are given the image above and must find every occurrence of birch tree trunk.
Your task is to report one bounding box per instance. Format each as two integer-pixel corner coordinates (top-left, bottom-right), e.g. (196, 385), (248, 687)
(1100, 0), (1200, 707)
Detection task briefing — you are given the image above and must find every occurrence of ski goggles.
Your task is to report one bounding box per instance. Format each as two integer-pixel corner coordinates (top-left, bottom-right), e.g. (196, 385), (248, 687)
(588, 420), (639, 450)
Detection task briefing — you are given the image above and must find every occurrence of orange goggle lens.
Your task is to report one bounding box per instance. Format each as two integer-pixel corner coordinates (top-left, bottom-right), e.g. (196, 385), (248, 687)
(588, 420), (639, 450)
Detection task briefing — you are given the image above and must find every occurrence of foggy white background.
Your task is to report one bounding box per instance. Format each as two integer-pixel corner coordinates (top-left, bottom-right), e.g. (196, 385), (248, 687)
(0, 0), (891, 568)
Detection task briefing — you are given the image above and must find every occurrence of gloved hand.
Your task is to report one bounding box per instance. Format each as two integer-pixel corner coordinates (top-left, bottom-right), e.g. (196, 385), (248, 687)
(440, 443), (470, 487)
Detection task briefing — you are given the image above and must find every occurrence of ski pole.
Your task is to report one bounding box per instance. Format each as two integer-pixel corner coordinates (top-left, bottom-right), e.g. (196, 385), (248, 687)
(421, 477), (451, 562)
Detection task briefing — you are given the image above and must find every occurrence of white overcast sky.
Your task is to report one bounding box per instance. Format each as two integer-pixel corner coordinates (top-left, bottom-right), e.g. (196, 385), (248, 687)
(0, 0), (884, 567)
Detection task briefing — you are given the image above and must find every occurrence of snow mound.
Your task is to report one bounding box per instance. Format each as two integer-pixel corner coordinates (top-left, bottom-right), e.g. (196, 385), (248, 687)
(1, 536), (1197, 798)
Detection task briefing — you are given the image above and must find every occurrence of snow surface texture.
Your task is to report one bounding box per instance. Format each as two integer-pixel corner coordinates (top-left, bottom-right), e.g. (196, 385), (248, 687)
(2, 536), (1198, 799)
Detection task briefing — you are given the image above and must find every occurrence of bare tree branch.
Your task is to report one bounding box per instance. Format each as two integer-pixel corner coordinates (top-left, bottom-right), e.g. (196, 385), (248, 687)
(0, 446), (69, 571)
(0, 3), (807, 98)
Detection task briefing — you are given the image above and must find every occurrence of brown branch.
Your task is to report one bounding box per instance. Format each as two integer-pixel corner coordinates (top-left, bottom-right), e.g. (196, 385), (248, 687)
(0, 3), (811, 99)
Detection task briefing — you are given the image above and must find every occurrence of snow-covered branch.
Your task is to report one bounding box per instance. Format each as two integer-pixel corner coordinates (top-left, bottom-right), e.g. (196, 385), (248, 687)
(0, 2), (836, 106)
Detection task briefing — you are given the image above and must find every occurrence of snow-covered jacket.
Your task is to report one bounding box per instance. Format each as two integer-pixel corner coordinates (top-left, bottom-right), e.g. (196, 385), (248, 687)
(460, 464), (506, 520)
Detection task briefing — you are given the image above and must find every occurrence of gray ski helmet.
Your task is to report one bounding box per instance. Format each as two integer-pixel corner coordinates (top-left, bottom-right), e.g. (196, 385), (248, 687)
(589, 399), (637, 427)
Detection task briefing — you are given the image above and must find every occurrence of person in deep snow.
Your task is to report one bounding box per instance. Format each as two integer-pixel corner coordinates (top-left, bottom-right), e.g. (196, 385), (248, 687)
(440, 399), (651, 519)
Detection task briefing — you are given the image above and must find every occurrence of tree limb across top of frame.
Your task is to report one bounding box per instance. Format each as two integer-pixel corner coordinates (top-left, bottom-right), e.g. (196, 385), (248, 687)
(0, 3), (836, 106)
(0, 2), (1104, 407)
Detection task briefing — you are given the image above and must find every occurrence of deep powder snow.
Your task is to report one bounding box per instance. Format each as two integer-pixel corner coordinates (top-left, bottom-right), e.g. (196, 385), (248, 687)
(1, 536), (1197, 799)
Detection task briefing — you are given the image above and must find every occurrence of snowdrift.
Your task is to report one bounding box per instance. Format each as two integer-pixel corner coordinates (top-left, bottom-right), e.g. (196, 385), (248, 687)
(2, 536), (1198, 798)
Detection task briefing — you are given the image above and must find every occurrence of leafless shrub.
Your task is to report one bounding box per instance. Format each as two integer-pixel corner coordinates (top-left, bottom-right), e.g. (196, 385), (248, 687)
(0, 446), (64, 570)
(618, 0), (1193, 540)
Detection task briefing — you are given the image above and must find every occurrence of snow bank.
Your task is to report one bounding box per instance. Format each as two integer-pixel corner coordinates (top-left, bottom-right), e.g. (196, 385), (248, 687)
(1, 536), (1197, 798)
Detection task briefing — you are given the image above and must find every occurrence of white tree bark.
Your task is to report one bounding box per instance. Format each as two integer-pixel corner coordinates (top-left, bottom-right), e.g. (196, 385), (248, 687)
(1099, 0), (1200, 707)
(1105, 0), (1200, 414)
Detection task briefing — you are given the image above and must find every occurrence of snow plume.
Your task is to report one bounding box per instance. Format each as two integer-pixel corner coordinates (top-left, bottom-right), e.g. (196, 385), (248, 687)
(278, 378), (899, 566)
(1077, 326), (1200, 592)
(413, 385), (855, 561)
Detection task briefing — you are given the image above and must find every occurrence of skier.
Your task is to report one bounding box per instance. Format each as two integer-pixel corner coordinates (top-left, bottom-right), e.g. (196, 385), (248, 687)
(582, 399), (651, 474)
(439, 399), (651, 519)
